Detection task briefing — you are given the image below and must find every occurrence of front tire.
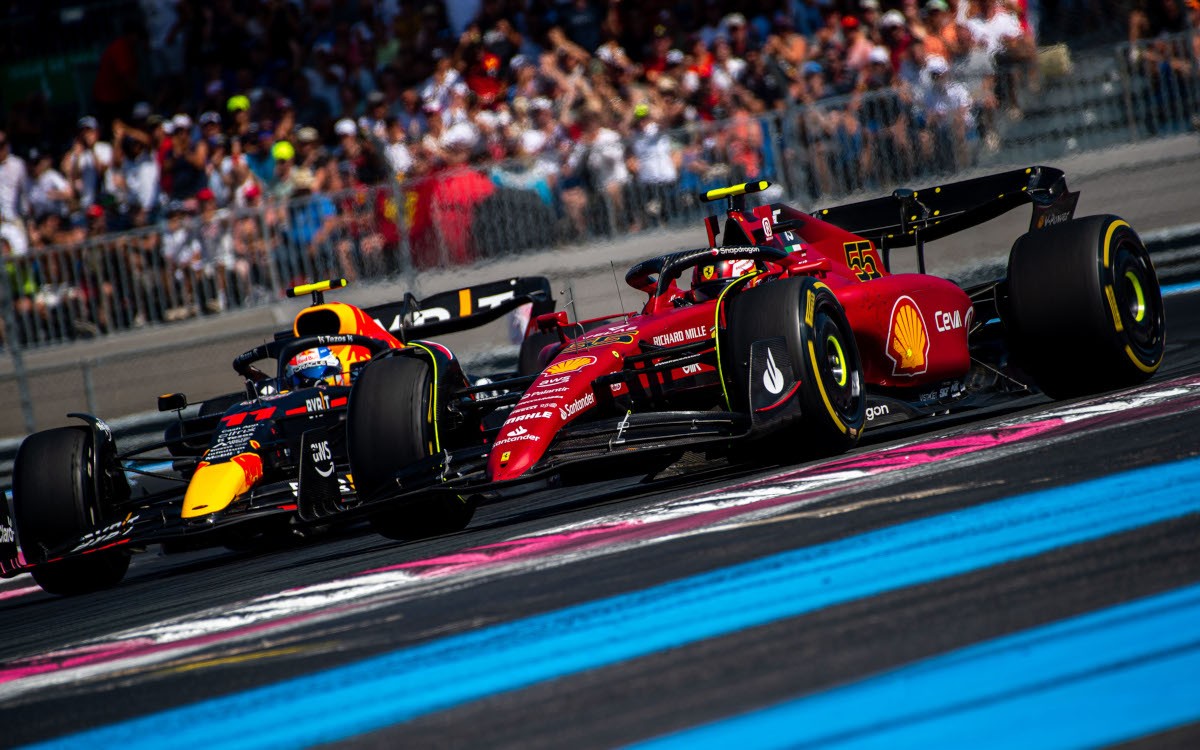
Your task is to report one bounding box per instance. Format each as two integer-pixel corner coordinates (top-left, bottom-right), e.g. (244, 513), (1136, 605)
(347, 355), (476, 540)
(12, 427), (130, 595)
(725, 277), (866, 457)
(1004, 214), (1165, 398)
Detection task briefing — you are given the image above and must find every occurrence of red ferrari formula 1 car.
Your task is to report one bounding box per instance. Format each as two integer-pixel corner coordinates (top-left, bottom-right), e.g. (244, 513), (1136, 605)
(345, 167), (1164, 530)
(0, 276), (554, 594)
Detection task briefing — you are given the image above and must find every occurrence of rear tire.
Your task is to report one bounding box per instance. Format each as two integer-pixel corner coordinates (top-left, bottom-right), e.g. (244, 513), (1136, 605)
(12, 427), (130, 595)
(725, 277), (866, 458)
(347, 355), (476, 540)
(1004, 215), (1165, 398)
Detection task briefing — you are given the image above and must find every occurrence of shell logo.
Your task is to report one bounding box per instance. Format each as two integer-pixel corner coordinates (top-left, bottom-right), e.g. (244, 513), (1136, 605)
(886, 296), (929, 376)
(544, 355), (597, 376)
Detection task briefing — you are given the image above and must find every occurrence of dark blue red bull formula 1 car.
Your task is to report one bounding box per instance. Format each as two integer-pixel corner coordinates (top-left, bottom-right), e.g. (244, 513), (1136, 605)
(343, 167), (1164, 533)
(0, 276), (555, 595)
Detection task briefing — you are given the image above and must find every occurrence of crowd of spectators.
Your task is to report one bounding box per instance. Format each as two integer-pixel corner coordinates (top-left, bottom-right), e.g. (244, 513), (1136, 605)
(0, 0), (1188, 348)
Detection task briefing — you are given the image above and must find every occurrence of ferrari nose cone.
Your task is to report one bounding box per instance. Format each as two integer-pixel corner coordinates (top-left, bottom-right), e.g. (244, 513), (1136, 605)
(487, 430), (540, 481)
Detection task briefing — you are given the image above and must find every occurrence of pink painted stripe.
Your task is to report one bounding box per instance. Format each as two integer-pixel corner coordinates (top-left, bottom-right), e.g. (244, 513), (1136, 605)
(362, 417), (1070, 579)
(0, 605), (350, 685)
(0, 586), (40, 602)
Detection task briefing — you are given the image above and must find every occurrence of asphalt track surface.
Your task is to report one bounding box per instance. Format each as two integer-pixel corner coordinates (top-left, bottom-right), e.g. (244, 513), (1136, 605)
(1, 290), (1199, 748)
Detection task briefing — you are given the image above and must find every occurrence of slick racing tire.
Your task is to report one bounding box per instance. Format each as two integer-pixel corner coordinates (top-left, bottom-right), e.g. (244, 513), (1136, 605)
(1004, 214), (1165, 399)
(12, 427), (130, 595)
(348, 355), (476, 540)
(725, 276), (866, 457)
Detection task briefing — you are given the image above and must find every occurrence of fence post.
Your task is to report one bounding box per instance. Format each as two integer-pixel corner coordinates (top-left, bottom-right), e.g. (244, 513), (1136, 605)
(0, 262), (35, 434)
(1116, 43), (1140, 142)
(390, 178), (418, 289)
(765, 113), (792, 200)
(81, 358), (97, 415)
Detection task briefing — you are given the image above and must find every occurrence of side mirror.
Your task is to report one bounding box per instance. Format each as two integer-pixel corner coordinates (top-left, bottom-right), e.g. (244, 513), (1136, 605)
(536, 311), (569, 332)
(158, 393), (188, 412)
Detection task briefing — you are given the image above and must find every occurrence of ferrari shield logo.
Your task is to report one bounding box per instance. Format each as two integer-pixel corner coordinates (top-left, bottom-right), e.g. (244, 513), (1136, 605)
(702, 265), (715, 280)
(886, 296), (929, 376)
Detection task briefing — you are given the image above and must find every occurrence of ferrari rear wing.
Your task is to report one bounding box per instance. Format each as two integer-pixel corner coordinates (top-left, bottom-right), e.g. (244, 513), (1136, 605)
(810, 166), (1078, 250)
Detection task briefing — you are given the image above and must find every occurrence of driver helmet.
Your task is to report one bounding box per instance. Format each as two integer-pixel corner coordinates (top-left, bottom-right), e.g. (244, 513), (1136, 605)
(285, 346), (343, 388)
(690, 258), (758, 301)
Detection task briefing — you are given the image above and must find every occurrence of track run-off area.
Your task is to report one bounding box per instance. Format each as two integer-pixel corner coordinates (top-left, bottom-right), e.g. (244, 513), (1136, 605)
(2, 286), (1200, 748)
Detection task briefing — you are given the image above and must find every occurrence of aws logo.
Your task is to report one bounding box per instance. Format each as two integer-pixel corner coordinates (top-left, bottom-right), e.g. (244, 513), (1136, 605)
(886, 296), (929, 377)
(544, 355), (596, 375)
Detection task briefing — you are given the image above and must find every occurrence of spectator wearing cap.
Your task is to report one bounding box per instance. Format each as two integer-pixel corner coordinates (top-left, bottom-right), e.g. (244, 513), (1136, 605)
(925, 0), (969, 60)
(383, 117), (415, 181)
(723, 13), (754, 58)
(293, 126), (325, 179)
(62, 116), (114, 210)
(843, 16), (877, 71)
(333, 117), (362, 162)
(163, 114), (209, 200)
(111, 119), (161, 217)
(917, 54), (976, 170)
(628, 103), (681, 227)
(270, 140), (299, 198)
(227, 95), (253, 138)
(361, 91), (390, 140)
(880, 10), (914, 70)
(860, 0), (883, 27)
(465, 49), (506, 108)
(199, 111), (223, 143)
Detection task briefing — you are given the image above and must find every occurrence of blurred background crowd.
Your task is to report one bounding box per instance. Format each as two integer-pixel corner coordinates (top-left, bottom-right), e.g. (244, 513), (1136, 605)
(0, 0), (1195, 345)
